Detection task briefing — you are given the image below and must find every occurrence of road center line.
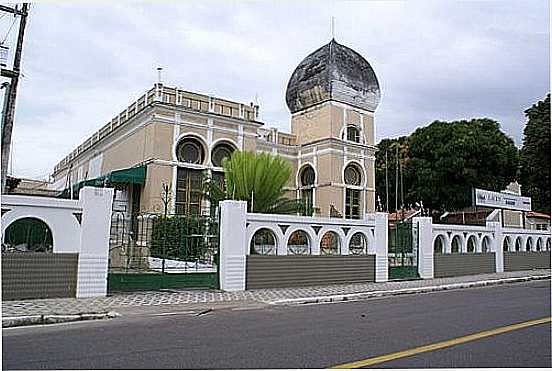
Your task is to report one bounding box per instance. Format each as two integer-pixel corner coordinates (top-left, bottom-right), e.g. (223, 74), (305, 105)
(331, 316), (551, 369)
(150, 311), (196, 316)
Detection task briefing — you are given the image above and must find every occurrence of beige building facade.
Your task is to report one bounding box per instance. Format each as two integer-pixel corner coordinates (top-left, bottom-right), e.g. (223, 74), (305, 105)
(51, 39), (381, 219)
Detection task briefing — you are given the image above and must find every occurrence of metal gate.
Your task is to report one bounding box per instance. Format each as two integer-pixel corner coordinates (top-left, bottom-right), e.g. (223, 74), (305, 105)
(388, 220), (419, 280)
(107, 211), (219, 292)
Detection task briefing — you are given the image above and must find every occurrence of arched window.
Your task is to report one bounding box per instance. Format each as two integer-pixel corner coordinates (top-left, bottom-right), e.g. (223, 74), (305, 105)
(451, 235), (462, 253)
(344, 164), (362, 219)
(503, 236), (511, 252)
(536, 238), (543, 252)
(434, 235), (445, 254)
(345, 125), (361, 143)
(467, 236), (477, 253)
(176, 136), (205, 164)
(211, 142), (236, 167)
(526, 238), (533, 252)
(515, 237), (522, 252)
(288, 230), (310, 255)
(299, 165), (315, 214)
(481, 236), (491, 253)
(250, 228), (277, 255)
(349, 232), (367, 255)
(3, 217), (53, 253)
(320, 231), (340, 255)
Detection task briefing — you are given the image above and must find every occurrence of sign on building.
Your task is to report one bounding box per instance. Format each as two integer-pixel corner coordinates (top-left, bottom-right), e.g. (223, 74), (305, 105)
(473, 188), (531, 211)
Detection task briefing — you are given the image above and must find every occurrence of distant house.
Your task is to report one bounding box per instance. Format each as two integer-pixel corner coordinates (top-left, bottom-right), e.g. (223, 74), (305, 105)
(526, 211), (551, 231)
(4, 176), (58, 197)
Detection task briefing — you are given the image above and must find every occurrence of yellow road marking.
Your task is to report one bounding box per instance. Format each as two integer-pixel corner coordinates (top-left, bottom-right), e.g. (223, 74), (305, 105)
(332, 317), (551, 369)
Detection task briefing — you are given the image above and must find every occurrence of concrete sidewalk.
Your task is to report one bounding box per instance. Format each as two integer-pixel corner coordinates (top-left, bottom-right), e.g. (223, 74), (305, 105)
(2, 269), (550, 327)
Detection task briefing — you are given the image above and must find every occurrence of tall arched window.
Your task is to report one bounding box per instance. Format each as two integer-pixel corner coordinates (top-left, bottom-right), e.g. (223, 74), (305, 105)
(299, 165), (315, 215)
(344, 164), (362, 219)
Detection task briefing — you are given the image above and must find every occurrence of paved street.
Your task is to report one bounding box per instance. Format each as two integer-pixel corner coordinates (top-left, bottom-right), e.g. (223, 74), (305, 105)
(2, 269), (549, 317)
(3, 279), (550, 369)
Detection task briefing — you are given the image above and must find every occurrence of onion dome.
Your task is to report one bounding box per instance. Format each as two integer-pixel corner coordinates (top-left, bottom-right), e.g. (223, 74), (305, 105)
(286, 39), (380, 113)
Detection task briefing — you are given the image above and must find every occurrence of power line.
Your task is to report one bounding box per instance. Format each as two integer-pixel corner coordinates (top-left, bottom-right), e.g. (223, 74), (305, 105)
(1, 3), (29, 193)
(1, 15), (17, 44)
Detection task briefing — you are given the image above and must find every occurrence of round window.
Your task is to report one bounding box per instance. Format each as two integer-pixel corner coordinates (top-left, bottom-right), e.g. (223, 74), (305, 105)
(344, 165), (361, 186)
(176, 137), (205, 164)
(211, 143), (235, 167)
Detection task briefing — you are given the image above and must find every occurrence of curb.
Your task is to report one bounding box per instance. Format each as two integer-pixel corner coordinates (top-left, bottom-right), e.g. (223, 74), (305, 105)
(2, 311), (120, 328)
(268, 274), (551, 306)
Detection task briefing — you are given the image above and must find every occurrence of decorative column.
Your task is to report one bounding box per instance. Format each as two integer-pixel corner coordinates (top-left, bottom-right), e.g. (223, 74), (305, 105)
(219, 200), (248, 291)
(414, 216), (434, 279)
(374, 212), (388, 282)
(76, 186), (114, 298)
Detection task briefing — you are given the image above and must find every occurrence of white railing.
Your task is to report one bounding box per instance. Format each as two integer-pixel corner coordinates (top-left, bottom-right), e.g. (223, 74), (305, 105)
(219, 201), (389, 291)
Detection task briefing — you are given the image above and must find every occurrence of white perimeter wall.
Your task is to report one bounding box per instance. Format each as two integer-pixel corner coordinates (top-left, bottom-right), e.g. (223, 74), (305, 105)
(414, 215), (551, 279)
(219, 200), (388, 291)
(1, 187), (114, 298)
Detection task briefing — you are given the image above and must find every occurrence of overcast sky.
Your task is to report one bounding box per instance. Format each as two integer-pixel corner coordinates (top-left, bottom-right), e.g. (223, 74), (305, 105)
(1, 0), (549, 179)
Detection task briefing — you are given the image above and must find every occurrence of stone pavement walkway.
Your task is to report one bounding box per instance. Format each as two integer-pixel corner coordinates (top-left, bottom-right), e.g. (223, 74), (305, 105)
(2, 269), (550, 318)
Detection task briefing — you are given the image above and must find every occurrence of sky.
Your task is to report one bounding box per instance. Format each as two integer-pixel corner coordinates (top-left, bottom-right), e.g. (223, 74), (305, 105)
(1, 0), (549, 179)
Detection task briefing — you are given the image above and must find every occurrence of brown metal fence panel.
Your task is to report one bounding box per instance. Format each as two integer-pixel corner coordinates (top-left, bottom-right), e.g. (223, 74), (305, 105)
(504, 252), (551, 271)
(246, 255), (376, 289)
(1, 253), (79, 300)
(434, 253), (496, 278)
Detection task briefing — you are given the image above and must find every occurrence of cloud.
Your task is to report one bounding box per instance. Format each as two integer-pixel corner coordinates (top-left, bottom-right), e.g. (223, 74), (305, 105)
(1, 0), (548, 179)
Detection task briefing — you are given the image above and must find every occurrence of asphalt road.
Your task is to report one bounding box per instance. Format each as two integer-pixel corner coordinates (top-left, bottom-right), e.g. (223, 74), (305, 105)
(3, 280), (551, 369)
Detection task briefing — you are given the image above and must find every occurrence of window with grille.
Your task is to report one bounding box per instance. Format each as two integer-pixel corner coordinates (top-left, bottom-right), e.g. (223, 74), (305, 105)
(211, 142), (235, 167)
(345, 188), (361, 219)
(299, 166), (315, 215)
(176, 137), (205, 164)
(175, 168), (204, 215)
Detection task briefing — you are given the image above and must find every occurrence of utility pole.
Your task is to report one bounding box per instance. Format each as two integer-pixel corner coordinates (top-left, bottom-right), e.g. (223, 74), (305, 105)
(1, 3), (29, 193)
(395, 144), (399, 213)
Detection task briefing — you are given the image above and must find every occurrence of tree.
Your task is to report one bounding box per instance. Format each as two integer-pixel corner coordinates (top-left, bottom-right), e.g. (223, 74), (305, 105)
(207, 151), (304, 214)
(519, 94), (551, 213)
(405, 118), (519, 214)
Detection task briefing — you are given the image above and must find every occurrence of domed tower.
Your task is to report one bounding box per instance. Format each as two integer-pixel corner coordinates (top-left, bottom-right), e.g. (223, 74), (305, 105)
(287, 39), (381, 218)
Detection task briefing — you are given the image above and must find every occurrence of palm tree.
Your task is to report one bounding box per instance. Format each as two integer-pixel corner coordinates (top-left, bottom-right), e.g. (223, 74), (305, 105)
(205, 151), (304, 214)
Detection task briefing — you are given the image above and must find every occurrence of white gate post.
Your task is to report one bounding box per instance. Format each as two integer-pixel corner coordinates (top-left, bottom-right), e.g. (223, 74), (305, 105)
(414, 216), (434, 279)
(374, 212), (388, 282)
(219, 200), (248, 291)
(488, 219), (504, 273)
(76, 186), (114, 298)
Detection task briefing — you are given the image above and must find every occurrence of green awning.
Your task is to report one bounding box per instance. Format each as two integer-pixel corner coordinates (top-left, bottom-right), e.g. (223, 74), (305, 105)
(105, 165), (146, 185)
(58, 165), (146, 199)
